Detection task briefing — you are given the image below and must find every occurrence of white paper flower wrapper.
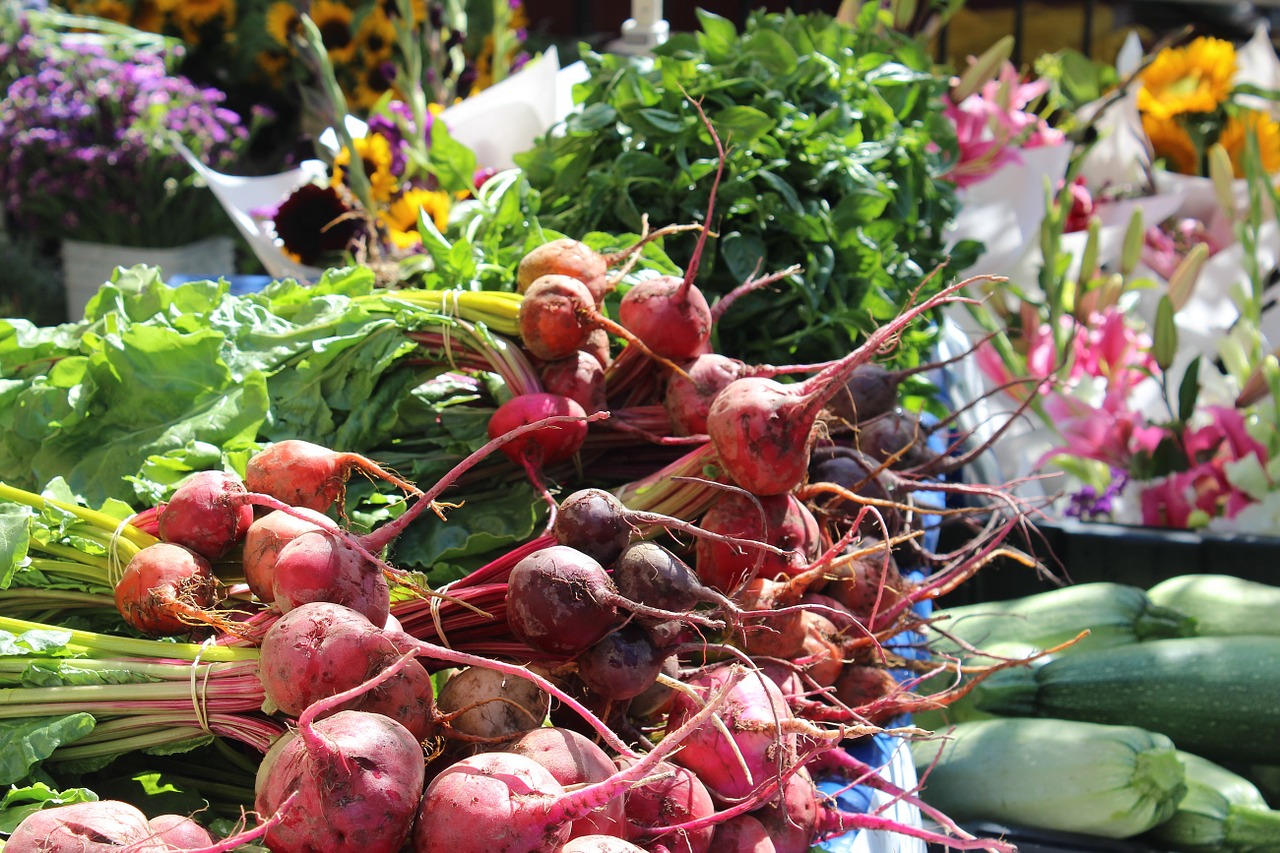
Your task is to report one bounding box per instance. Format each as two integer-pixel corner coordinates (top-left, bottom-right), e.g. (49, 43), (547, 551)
(184, 49), (571, 281)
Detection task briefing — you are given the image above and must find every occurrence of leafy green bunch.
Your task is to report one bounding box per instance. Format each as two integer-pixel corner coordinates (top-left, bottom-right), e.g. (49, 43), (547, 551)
(517, 8), (969, 366)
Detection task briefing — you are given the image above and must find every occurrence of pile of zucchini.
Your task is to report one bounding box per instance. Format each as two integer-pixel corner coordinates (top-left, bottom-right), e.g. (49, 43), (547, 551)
(913, 576), (1280, 851)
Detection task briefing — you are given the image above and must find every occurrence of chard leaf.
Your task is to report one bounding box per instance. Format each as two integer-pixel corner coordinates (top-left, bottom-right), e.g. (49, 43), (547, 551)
(0, 628), (76, 657)
(0, 713), (96, 785)
(0, 503), (31, 589)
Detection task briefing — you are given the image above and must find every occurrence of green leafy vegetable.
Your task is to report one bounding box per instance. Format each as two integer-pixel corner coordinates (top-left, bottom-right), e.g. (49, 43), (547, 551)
(516, 9), (965, 366)
(0, 713), (96, 785)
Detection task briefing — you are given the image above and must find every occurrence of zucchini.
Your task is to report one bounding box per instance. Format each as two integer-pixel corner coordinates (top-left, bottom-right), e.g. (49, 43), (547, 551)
(1148, 752), (1280, 851)
(911, 718), (1186, 838)
(930, 582), (1196, 655)
(1148, 574), (1280, 638)
(976, 636), (1280, 764)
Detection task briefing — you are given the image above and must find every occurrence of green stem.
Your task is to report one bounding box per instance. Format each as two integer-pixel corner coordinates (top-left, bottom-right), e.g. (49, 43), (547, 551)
(0, 482), (156, 551)
(0, 615), (257, 663)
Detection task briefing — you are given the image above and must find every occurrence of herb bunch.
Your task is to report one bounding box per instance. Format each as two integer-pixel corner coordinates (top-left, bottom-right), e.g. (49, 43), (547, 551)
(517, 8), (967, 367)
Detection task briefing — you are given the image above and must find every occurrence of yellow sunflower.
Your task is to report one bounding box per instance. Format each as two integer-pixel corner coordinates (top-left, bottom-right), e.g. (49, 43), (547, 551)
(331, 134), (398, 204)
(168, 0), (235, 41)
(1142, 113), (1200, 175)
(380, 188), (451, 248)
(311, 0), (357, 66)
(1218, 109), (1280, 177)
(265, 1), (302, 47)
(254, 49), (292, 87)
(70, 0), (130, 24)
(356, 6), (397, 63)
(1138, 37), (1236, 121)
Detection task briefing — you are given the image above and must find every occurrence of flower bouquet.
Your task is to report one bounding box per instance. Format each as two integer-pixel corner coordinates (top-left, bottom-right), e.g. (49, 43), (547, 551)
(183, 0), (562, 283)
(0, 9), (256, 315)
(960, 124), (1280, 536)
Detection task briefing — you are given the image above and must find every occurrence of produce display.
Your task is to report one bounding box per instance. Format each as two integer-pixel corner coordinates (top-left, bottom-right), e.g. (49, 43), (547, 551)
(0, 160), (1037, 849)
(919, 576), (1280, 850)
(7, 3), (1280, 850)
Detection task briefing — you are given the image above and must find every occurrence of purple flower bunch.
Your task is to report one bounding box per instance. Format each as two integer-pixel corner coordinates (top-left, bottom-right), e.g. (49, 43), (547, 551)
(0, 39), (248, 248)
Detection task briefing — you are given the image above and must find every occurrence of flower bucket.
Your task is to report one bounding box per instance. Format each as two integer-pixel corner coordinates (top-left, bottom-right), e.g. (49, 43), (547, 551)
(61, 236), (235, 320)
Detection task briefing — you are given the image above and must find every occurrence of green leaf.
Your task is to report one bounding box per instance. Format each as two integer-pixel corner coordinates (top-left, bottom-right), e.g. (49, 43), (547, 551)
(429, 119), (479, 195)
(1178, 356), (1202, 425)
(0, 782), (97, 835)
(0, 714), (96, 785)
(695, 9), (738, 60)
(0, 503), (32, 589)
(712, 105), (775, 144)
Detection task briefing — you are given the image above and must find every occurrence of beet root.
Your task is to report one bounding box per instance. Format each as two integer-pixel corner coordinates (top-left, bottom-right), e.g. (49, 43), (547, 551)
(665, 665), (797, 800)
(5, 800), (168, 852)
(552, 488), (635, 567)
(149, 813), (217, 849)
(157, 469), (255, 560)
(242, 506), (336, 603)
(618, 274), (713, 361)
(517, 238), (611, 302)
(114, 542), (222, 637)
(258, 602), (437, 740)
(504, 545), (622, 656)
(254, 708), (425, 853)
(694, 492), (820, 592)
(665, 353), (748, 436)
(245, 438), (419, 514)
(270, 528), (391, 628)
(509, 727), (627, 840)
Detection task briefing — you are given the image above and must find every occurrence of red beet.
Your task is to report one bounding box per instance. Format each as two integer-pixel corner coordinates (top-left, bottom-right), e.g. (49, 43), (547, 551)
(518, 238), (611, 301)
(114, 542), (223, 637)
(245, 439), (419, 514)
(665, 353), (748, 435)
(694, 492), (820, 592)
(705, 278), (972, 495)
(271, 529), (391, 628)
(242, 506), (336, 603)
(540, 351), (608, 414)
(157, 470), (255, 560)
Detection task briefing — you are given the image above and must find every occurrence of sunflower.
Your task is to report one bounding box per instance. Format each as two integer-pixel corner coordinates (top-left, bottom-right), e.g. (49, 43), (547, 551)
(1138, 37), (1236, 121)
(1217, 109), (1280, 177)
(331, 133), (398, 203)
(168, 0), (235, 41)
(380, 187), (451, 249)
(310, 0), (357, 65)
(254, 49), (293, 87)
(1142, 113), (1200, 175)
(351, 61), (398, 112)
(69, 0), (130, 24)
(356, 6), (397, 63)
(271, 183), (362, 266)
(265, 1), (302, 47)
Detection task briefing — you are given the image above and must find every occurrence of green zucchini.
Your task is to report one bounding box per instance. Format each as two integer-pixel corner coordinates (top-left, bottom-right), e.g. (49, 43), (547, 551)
(1148, 752), (1280, 851)
(976, 635), (1280, 764)
(1148, 574), (1280, 638)
(930, 582), (1196, 655)
(911, 718), (1186, 839)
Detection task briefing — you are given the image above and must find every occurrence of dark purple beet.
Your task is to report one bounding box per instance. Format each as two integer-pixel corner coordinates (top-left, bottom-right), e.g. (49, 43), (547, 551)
(552, 489), (634, 567)
(576, 623), (666, 701)
(505, 545), (624, 656)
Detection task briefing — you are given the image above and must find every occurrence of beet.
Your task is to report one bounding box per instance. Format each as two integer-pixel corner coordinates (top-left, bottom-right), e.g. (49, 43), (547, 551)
(258, 602), (438, 741)
(540, 350), (608, 413)
(150, 813), (217, 849)
(6, 800), (168, 852)
(618, 759), (716, 853)
(705, 278), (971, 496)
(517, 238), (612, 302)
(552, 488), (635, 567)
(271, 528), (391, 628)
(114, 542), (222, 637)
(245, 439), (419, 514)
(504, 545), (624, 656)
(157, 470), (255, 560)
(694, 492), (820, 592)
(618, 273), (713, 361)
(509, 727), (627, 839)
(254, 706), (425, 853)
(664, 353), (748, 436)
(242, 506), (336, 603)
(576, 623), (666, 701)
